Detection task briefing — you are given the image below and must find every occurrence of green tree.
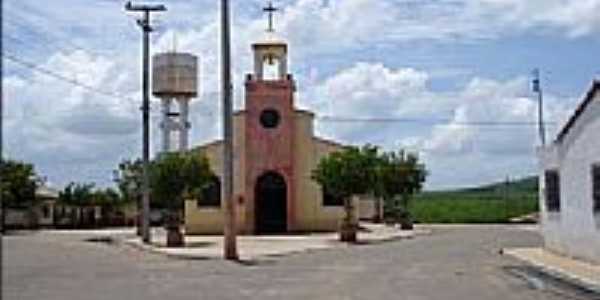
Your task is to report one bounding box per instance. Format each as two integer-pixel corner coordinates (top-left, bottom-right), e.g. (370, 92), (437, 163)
(58, 182), (96, 227)
(149, 152), (213, 247)
(115, 159), (143, 206)
(93, 188), (125, 226)
(114, 159), (145, 233)
(377, 150), (427, 229)
(0, 160), (39, 229)
(312, 145), (381, 242)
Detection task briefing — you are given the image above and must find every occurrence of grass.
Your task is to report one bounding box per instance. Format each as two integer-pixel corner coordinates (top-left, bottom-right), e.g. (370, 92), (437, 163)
(408, 176), (539, 224)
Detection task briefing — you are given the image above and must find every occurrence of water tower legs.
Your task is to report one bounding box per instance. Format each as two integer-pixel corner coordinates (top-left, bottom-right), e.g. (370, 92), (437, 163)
(178, 97), (190, 151)
(160, 97), (191, 153)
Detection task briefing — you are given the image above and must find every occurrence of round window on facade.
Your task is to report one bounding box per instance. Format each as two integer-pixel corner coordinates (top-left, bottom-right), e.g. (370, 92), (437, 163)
(260, 109), (281, 129)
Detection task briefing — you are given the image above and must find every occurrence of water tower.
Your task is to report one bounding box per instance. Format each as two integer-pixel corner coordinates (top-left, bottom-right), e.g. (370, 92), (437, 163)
(152, 52), (198, 153)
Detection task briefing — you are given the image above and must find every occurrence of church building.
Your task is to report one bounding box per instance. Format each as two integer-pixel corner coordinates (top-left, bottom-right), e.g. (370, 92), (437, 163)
(185, 25), (377, 235)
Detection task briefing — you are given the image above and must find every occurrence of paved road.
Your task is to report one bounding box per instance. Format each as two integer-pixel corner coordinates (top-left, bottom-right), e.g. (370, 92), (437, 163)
(4, 226), (598, 300)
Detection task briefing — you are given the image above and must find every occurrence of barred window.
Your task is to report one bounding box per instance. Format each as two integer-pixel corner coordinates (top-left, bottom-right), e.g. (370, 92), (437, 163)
(323, 188), (344, 207)
(198, 176), (221, 207)
(545, 170), (561, 212)
(593, 165), (600, 214)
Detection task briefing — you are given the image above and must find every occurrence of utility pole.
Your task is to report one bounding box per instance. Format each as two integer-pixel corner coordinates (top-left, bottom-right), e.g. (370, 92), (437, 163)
(125, 1), (166, 244)
(532, 69), (546, 146)
(1, 0), (5, 296)
(0, 0), (4, 233)
(221, 0), (238, 260)
(504, 176), (510, 221)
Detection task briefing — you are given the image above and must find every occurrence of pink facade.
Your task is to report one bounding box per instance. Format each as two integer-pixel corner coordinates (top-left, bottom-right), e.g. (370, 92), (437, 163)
(244, 77), (297, 233)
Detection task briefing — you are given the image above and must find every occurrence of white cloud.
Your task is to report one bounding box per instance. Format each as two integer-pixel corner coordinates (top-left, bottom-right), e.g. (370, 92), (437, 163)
(5, 49), (141, 187)
(307, 63), (576, 189)
(476, 0), (600, 37)
(269, 0), (600, 54)
(4, 0), (595, 189)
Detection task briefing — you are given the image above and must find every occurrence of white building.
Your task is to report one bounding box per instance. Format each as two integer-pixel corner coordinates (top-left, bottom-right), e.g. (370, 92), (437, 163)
(538, 80), (600, 264)
(4, 185), (58, 229)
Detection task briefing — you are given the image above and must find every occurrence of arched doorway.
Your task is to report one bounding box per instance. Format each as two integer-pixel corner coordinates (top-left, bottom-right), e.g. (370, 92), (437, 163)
(255, 172), (287, 234)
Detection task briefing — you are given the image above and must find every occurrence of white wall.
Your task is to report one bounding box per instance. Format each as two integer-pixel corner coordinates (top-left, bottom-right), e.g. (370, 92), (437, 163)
(539, 93), (600, 264)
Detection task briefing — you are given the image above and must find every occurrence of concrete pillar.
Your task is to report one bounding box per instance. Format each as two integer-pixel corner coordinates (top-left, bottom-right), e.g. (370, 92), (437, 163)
(161, 98), (171, 153)
(178, 98), (190, 151)
(254, 50), (263, 80)
(279, 52), (287, 80)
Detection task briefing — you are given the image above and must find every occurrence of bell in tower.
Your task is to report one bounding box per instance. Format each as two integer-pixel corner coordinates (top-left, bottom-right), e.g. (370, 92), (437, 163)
(252, 42), (288, 81)
(250, 1), (289, 82)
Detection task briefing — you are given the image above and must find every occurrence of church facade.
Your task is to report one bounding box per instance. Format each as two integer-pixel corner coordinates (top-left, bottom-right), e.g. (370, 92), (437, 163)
(185, 38), (377, 235)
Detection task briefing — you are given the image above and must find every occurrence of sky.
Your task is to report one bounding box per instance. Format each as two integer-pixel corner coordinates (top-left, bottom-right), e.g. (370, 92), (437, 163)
(3, 0), (600, 190)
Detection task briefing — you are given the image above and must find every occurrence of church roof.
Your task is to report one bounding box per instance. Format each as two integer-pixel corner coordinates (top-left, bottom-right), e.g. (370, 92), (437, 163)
(314, 137), (349, 149)
(295, 109), (315, 116)
(555, 80), (600, 143)
(252, 37), (287, 48)
(36, 185), (59, 199)
(191, 140), (223, 152)
(192, 137), (347, 153)
(253, 26), (287, 47)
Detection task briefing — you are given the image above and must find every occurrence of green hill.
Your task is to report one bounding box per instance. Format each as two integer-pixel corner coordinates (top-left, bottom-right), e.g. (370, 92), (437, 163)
(456, 176), (538, 194)
(410, 176), (539, 224)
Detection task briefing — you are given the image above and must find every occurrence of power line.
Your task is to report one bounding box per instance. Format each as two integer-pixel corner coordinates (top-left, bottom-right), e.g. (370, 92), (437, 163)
(3, 52), (140, 111)
(316, 116), (557, 127)
(2, 38), (557, 129)
(0, 53), (557, 127)
(3, 17), (107, 58)
(4, 34), (173, 114)
(3, 32), (92, 58)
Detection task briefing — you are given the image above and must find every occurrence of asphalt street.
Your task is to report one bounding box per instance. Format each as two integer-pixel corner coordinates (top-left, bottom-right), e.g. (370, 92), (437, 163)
(4, 225), (599, 300)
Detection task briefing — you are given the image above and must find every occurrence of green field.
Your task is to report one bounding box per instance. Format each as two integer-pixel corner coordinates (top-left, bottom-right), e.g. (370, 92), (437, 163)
(409, 176), (539, 224)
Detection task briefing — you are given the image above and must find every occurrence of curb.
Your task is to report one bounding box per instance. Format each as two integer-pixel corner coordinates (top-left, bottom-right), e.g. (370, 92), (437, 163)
(123, 239), (217, 260)
(503, 248), (600, 294)
(119, 229), (432, 261)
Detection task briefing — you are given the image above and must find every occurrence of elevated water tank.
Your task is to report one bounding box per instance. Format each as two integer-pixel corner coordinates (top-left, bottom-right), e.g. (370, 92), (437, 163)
(152, 52), (198, 98)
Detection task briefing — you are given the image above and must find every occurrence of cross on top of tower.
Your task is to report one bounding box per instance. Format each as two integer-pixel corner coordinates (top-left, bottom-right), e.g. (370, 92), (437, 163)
(263, 1), (278, 32)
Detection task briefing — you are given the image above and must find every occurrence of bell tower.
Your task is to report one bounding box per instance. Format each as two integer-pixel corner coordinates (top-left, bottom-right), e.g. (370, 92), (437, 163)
(243, 1), (297, 233)
(252, 42), (288, 81)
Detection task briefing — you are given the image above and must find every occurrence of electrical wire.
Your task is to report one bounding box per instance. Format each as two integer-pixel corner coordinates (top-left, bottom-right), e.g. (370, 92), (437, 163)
(5, 51), (556, 130)
(3, 52), (140, 111)
(316, 116), (556, 127)
(3, 17), (110, 58)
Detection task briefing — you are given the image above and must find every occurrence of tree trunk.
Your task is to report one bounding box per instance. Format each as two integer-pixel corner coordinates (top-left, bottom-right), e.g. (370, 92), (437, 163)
(26, 208), (38, 229)
(71, 208), (77, 229)
(339, 196), (357, 243)
(373, 197), (382, 223)
(136, 198), (142, 236)
(1, 202), (5, 233)
(399, 194), (413, 230)
(165, 210), (184, 248)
